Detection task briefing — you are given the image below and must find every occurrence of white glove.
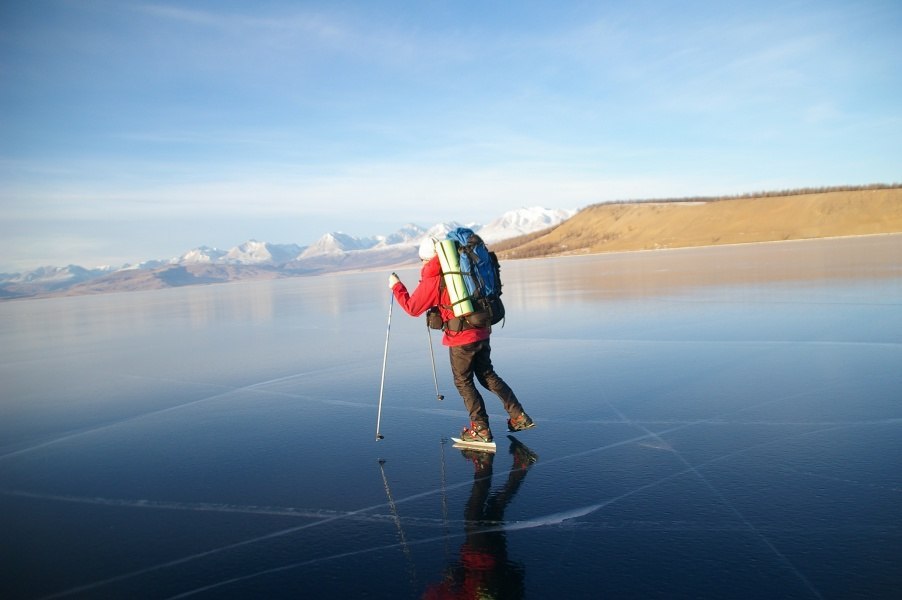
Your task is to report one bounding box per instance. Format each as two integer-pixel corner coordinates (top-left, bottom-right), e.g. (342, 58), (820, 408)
(388, 273), (401, 289)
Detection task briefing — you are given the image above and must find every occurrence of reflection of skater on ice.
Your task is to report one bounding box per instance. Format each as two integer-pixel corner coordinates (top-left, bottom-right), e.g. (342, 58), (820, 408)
(423, 437), (538, 600)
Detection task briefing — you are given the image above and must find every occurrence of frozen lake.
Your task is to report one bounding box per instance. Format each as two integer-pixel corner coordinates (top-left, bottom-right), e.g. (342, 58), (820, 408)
(2, 235), (901, 599)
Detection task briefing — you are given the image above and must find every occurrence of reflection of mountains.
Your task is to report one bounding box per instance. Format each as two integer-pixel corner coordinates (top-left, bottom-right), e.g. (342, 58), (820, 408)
(177, 270), (386, 327)
(422, 437), (538, 600)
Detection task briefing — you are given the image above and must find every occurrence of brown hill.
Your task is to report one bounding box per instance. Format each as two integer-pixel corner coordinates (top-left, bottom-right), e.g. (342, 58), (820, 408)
(496, 186), (902, 259)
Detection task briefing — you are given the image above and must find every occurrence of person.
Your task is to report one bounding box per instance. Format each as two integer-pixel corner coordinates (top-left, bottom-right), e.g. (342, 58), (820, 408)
(389, 237), (535, 443)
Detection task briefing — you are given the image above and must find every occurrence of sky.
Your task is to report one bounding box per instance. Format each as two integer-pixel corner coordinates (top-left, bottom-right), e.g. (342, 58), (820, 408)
(1, 0), (900, 272)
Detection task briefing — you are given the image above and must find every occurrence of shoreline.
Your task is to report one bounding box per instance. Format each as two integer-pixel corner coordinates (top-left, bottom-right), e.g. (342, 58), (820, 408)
(504, 231), (902, 262)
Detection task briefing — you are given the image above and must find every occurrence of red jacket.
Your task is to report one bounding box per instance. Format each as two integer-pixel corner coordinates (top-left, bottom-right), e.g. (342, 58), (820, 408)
(392, 256), (490, 347)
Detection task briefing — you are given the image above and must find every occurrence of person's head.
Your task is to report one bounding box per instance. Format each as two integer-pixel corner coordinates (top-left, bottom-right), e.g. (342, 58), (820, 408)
(418, 237), (437, 262)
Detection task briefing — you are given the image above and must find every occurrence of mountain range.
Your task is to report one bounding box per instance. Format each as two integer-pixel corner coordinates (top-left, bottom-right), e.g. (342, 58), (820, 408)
(0, 207), (575, 299)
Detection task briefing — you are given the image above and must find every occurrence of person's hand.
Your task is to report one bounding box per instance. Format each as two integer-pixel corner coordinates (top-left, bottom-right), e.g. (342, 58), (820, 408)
(388, 273), (401, 289)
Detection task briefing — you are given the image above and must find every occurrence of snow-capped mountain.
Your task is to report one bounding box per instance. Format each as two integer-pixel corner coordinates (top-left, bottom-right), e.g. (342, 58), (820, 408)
(225, 240), (304, 265)
(1, 206), (574, 299)
(372, 223), (427, 248)
(0, 264), (114, 298)
(478, 207), (576, 243)
(0, 264), (110, 285)
(421, 221), (469, 243)
(178, 246), (229, 264)
(300, 232), (377, 258)
(120, 259), (169, 271)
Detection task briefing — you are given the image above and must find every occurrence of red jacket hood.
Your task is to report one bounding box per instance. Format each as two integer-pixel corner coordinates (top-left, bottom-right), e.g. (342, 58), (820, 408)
(422, 255), (442, 277)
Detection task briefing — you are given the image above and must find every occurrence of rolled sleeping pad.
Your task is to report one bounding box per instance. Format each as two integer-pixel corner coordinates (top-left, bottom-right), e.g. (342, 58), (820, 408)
(436, 239), (474, 317)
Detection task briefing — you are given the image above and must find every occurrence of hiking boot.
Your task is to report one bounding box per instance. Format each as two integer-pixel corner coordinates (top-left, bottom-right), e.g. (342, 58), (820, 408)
(460, 422), (493, 443)
(507, 412), (535, 432)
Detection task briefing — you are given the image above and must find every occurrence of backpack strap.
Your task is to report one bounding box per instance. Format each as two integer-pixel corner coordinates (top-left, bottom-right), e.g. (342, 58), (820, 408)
(437, 275), (487, 331)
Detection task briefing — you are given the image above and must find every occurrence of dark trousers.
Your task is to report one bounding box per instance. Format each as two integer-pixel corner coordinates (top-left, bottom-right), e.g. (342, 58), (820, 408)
(449, 339), (524, 429)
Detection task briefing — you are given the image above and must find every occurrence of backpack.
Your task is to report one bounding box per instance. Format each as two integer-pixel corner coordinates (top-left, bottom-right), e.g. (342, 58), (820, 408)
(438, 227), (505, 330)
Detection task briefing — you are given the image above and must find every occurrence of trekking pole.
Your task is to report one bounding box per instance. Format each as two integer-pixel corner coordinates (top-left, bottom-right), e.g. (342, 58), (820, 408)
(426, 324), (444, 401)
(375, 293), (393, 440)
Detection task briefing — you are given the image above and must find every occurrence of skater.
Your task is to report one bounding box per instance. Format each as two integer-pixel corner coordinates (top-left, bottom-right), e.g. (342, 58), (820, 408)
(389, 237), (535, 443)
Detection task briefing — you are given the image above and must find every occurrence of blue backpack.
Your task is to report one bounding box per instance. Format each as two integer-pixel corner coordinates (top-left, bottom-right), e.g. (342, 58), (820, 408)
(443, 227), (505, 329)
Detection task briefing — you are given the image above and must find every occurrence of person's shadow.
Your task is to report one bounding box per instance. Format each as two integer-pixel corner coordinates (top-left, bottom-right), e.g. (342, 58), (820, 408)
(423, 436), (538, 600)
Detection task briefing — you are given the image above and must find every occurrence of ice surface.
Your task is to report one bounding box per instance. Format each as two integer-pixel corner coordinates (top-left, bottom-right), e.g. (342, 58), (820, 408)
(1, 235), (900, 599)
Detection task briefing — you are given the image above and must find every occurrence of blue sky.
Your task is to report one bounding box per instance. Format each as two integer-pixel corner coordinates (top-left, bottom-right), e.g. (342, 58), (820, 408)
(1, 0), (900, 271)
